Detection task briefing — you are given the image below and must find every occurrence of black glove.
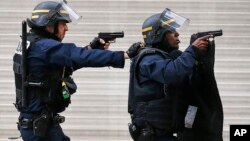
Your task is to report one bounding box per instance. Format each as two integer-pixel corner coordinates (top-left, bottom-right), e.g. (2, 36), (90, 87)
(89, 37), (105, 49)
(126, 42), (144, 58)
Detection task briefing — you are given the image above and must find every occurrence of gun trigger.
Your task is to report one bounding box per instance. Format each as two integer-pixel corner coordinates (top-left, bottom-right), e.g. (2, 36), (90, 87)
(109, 39), (116, 43)
(209, 37), (214, 42)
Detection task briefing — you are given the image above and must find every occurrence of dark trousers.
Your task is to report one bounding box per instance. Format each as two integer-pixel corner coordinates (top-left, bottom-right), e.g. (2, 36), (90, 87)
(20, 125), (70, 141)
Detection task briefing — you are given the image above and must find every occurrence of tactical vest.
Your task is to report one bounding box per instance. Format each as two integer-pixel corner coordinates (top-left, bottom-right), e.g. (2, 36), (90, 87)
(128, 47), (190, 134)
(13, 33), (76, 113)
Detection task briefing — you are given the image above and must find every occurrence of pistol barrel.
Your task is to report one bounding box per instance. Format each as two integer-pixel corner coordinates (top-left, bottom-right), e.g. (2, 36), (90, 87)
(109, 32), (124, 38)
(211, 29), (223, 37)
(197, 29), (223, 37)
(98, 31), (124, 42)
(98, 31), (124, 38)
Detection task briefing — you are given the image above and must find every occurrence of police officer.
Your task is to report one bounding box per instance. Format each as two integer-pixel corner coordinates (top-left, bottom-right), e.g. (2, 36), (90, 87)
(13, 1), (140, 141)
(128, 8), (212, 141)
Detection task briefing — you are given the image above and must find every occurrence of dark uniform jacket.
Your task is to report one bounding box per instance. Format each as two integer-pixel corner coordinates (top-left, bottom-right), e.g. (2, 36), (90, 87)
(20, 35), (125, 118)
(128, 45), (197, 133)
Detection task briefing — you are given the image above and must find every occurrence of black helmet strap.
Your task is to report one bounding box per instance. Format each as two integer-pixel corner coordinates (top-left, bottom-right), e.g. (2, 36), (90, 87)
(151, 18), (162, 42)
(53, 21), (59, 35)
(151, 10), (166, 44)
(51, 21), (61, 41)
(31, 27), (60, 41)
(45, 3), (62, 41)
(52, 21), (62, 41)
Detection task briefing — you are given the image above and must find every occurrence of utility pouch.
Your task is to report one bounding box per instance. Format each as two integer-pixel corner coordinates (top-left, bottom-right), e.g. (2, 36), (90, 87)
(33, 114), (50, 137)
(61, 67), (77, 101)
(128, 123), (140, 141)
(61, 77), (77, 99)
(64, 77), (77, 94)
(62, 81), (71, 100)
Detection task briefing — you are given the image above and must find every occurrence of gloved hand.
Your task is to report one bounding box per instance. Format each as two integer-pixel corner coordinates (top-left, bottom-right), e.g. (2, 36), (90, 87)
(126, 42), (144, 58)
(89, 37), (106, 50)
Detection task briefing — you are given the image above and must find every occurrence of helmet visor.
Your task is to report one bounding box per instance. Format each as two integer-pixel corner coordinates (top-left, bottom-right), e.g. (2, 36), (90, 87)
(159, 8), (189, 31)
(60, 1), (82, 23)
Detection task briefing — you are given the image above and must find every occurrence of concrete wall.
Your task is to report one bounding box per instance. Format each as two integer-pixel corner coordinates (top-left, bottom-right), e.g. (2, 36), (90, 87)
(0, 0), (250, 141)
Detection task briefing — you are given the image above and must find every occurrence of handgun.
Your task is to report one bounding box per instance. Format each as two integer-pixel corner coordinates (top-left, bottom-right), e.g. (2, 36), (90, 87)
(98, 31), (124, 43)
(190, 29), (223, 44)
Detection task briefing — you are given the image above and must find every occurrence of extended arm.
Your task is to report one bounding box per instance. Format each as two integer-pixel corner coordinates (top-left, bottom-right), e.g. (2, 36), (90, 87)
(32, 39), (125, 70)
(139, 45), (197, 84)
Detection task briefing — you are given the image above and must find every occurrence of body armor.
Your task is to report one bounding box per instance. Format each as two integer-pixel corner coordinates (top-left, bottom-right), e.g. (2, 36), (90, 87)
(13, 32), (76, 113)
(128, 48), (190, 134)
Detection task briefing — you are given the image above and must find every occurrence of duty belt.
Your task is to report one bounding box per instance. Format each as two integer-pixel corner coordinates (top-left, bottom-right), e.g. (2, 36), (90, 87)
(18, 115), (65, 129)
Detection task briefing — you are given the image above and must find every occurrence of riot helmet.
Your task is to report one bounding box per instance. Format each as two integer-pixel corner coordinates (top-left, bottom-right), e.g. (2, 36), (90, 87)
(27, 1), (82, 28)
(142, 8), (189, 46)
